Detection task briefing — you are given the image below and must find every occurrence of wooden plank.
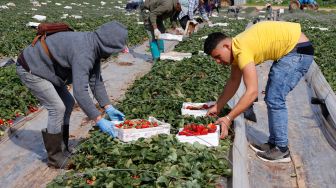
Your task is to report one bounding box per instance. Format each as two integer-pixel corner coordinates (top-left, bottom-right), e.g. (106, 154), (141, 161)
(291, 154), (307, 188)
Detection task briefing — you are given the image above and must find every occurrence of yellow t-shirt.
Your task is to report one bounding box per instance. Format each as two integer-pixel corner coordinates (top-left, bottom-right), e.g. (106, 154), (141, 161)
(232, 21), (301, 70)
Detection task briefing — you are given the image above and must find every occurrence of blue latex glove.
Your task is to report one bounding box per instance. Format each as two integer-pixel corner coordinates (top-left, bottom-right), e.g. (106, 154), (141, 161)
(105, 106), (125, 121)
(96, 118), (117, 137)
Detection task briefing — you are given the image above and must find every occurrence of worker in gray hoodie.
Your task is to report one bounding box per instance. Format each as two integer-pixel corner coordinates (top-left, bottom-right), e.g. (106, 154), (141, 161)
(16, 21), (128, 168)
(141, 0), (181, 61)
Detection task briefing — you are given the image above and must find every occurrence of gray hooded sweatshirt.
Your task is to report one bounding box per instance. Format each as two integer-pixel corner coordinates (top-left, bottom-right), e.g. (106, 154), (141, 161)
(22, 21), (128, 119)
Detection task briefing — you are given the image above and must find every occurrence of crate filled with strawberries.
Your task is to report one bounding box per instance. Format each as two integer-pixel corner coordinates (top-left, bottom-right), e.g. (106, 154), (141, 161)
(176, 123), (220, 147)
(113, 117), (170, 142)
(181, 101), (216, 117)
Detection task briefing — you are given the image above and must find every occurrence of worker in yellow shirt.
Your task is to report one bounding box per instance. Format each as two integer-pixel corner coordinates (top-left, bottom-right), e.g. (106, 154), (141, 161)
(204, 21), (314, 163)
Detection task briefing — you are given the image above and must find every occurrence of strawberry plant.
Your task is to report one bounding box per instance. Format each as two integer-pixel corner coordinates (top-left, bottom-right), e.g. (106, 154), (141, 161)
(0, 0), (146, 132)
(0, 65), (38, 123)
(0, 0), (146, 57)
(48, 134), (232, 187)
(116, 55), (231, 129)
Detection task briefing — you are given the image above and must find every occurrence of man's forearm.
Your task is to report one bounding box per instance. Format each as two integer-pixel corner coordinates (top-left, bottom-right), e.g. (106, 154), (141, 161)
(227, 90), (257, 120)
(217, 78), (241, 111)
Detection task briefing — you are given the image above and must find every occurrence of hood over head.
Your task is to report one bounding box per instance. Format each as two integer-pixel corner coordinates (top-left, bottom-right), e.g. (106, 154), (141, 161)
(94, 21), (128, 58)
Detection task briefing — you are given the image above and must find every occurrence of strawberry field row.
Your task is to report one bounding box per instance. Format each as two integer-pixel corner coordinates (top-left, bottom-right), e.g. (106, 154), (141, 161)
(0, 0), (146, 57)
(47, 22), (252, 186)
(0, 0), (146, 128)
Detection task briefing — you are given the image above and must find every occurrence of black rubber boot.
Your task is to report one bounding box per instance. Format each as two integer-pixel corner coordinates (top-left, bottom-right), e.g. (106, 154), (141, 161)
(62, 124), (71, 152)
(41, 128), (69, 169)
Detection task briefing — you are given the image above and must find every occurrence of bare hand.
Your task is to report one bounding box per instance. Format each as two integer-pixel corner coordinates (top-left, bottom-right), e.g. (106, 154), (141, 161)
(215, 117), (232, 139)
(206, 104), (219, 117)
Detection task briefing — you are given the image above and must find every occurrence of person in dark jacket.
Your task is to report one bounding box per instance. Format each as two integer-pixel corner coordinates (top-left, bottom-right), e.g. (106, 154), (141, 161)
(140, 0), (181, 61)
(16, 21), (128, 168)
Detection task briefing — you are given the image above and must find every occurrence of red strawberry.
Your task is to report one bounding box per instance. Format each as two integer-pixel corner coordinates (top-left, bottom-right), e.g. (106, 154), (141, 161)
(131, 175), (140, 179)
(200, 128), (208, 135)
(86, 179), (94, 185)
(207, 123), (217, 133)
(141, 124), (149, 128)
(178, 131), (186, 135)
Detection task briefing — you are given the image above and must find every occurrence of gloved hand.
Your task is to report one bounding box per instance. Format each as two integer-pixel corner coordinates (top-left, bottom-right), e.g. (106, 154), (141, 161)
(154, 28), (161, 39)
(97, 118), (117, 137)
(190, 19), (198, 25)
(106, 105), (125, 121)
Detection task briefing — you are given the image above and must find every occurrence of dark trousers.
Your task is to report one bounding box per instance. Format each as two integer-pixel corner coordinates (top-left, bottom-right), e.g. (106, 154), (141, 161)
(126, 2), (139, 11)
(179, 15), (190, 30)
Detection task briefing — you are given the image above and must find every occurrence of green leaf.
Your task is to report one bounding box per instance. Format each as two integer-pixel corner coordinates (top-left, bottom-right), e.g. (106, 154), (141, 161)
(156, 176), (169, 186)
(125, 159), (133, 168)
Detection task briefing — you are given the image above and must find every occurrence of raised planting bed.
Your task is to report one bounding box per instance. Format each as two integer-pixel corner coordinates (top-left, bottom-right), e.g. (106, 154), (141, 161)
(0, 0), (146, 57)
(0, 65), (40, 139)
(47, 23), (237, 186)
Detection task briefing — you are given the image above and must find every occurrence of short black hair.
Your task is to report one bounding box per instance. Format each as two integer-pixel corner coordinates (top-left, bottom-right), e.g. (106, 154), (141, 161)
(203, 32), (227, 55)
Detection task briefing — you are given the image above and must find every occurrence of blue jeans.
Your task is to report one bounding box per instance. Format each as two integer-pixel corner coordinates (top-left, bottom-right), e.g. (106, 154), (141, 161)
(264, 52), (314, 147)
(16, 64), (75, 134)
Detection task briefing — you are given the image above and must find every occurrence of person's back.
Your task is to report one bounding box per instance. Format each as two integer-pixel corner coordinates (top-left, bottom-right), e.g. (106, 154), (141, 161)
(232, 21), (301, 69)
(23, 22), (126, 87)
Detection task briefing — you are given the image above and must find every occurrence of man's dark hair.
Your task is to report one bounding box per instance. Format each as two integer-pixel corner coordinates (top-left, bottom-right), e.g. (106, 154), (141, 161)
(204, 32), (227, 55)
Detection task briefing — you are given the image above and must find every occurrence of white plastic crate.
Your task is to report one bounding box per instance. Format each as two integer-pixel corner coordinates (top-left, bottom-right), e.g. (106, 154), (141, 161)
(160, 51), (192, 61)
(181, 101), (216, 117)
(32, 15), (46, 21)
(159, 33), (183, 41)
(112, 117), (170, 142)
(176, 125), (220, 147)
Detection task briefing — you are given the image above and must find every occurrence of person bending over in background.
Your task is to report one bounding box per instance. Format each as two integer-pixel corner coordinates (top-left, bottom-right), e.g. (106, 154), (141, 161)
(209, 0), (220, 17)
(178, 0), (210, 30)
(16, 21), (127, 168)
(204, 21), (314, 163)
(140, 0), (181, 61)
